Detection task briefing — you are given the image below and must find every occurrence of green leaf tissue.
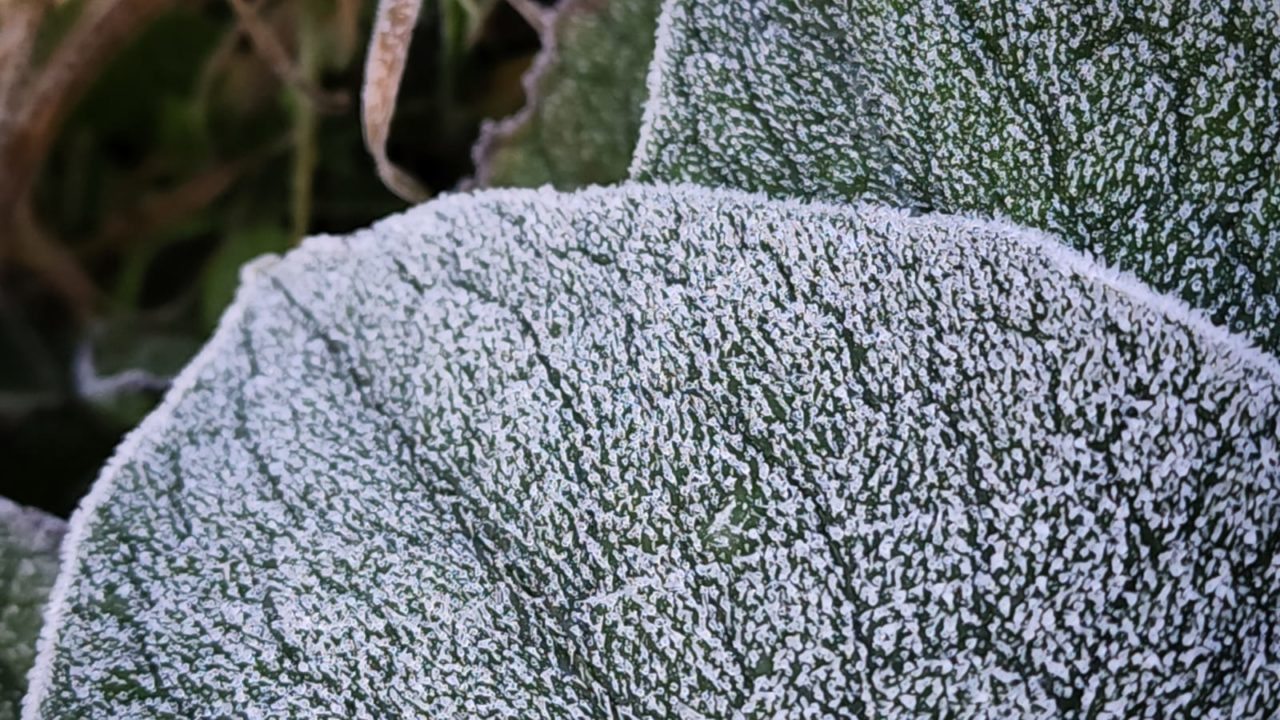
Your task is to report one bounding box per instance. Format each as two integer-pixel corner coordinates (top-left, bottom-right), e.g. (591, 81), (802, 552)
(9, 0), (1280, 717)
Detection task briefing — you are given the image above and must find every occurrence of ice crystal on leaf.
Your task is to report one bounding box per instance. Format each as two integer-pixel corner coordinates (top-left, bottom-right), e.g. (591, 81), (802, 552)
(632, 0), (1280, 353)
(0, 500), (64, 720)
(23, 185), (1280, 717)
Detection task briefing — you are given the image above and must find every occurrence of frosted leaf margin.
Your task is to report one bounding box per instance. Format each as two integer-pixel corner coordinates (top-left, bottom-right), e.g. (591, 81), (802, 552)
(22, 183), (1280, 716)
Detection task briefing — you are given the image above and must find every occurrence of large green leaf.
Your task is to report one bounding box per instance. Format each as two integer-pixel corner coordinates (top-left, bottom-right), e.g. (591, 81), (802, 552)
(471, 0), (663, 189)
(25, 185), (1280, 716)
(631, 0), (1280, 354)
(0, 500), (64, 720)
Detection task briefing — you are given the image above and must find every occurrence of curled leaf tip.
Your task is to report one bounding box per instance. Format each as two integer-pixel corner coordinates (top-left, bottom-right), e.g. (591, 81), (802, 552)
(362, 0), (430, 203)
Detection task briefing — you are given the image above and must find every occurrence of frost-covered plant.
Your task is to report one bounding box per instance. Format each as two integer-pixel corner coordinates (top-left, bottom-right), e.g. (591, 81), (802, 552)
(473, 0), (663, 189)
(632, 0), (1280, 352)
(0, 501), (62, 720)
(6, 0), (1280, 718)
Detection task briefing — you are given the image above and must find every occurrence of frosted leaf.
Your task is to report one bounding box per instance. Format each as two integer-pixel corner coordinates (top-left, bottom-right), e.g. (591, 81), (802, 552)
(472, 0), (663, 190)
(632, 0), (1280, 355)
(0, 499), (64, 720)
(25, 184), (1280, 717)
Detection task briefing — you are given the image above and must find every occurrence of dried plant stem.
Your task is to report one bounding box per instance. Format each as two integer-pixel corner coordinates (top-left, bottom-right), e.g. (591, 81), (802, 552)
(362, 0), (429, 203)
(0, 0), (47, 119)
(0, 0), (178, 320)
(0, 0), (178, 227)
(290, 0), (322, 241)
(505, 0), (546, 34)
(11, 205), (99, 322)
(82, 139), (288, 259)
(225, 0), (349, 113)
(333, 0), (362, 66)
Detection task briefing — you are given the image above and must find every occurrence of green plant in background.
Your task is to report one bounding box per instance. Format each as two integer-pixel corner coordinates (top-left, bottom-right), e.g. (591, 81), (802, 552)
(0, 1), (539, 711)
(0, 0), (540, 517)
(472, 0), (661, 188)
(5, 0), (1280, 716)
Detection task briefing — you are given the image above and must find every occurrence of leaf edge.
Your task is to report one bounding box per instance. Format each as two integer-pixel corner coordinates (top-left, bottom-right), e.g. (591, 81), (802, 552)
(21, 182), (1280, 717)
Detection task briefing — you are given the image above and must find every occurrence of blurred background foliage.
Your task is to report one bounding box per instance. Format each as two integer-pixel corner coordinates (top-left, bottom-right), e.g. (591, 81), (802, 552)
(0, 0), (547, 516)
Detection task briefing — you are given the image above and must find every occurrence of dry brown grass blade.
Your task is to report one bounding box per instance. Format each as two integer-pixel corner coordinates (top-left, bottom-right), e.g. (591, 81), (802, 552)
(290, 1), (322, 241)
(0, 0), (48, 120)
(12, 204), (100, 322)
(82, 138), (290, 259)
(361, 0), (429, 203)
(333, 0), (362, 66)
(225, 0), (350, 113)
(0, 0), (179, 323)
(0, 0), (178, 229)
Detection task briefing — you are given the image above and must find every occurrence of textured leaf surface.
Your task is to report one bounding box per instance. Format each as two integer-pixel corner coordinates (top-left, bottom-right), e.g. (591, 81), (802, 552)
(0, 500), (64, 720)
(632, 0), (1280, 354)
(27, 185), (1280, 717)
(472, 0), (662, 189)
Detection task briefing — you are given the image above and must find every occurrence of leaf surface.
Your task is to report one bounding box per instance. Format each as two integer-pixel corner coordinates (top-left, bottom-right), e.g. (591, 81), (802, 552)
(26, 185), (1280, 717)
(0, 499), (63, 720)
(472, 0), (663, 189)
(632, 0), (1280, 354)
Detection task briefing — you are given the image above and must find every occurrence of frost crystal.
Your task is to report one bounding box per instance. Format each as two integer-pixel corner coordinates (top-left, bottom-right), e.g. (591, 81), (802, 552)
(0, 499), (64, 720)
(472, 0), (663, 190)
(24, 185), (1280, 717)
(632, 0), (1280, 354)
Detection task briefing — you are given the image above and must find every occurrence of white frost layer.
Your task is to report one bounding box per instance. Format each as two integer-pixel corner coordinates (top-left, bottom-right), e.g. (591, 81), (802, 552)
(25, 183), (1280, 717)
(627, 0), (680, 182)
(0, 498), (65, 720)
(631, 0), (1280, 356)
(20, 275), (271, 720)
(0, 500), (64, 559)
